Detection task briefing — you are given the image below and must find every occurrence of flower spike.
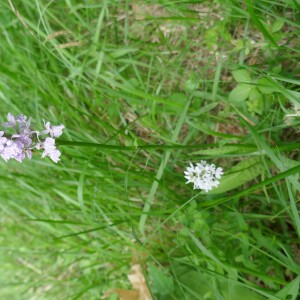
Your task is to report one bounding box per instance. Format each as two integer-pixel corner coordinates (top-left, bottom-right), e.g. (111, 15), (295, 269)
(0, 113), (65, 163)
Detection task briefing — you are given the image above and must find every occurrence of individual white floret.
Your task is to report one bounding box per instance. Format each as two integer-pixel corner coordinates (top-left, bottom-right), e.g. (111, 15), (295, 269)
(215, 167), (224, 179)
(40, 137), (61, 163)
(41, 120), (65, 138)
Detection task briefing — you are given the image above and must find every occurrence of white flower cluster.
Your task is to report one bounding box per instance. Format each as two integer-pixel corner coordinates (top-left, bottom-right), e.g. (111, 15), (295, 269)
(0, 113), (64, 163)
(184, 160), (223, 192)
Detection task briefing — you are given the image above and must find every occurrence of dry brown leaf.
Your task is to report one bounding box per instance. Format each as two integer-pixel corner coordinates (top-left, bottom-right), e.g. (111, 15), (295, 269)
(131, 4), (167, 20)
(103, 288), (139, 300)
(114, 289), (139, 300)
(128, 264), (152, 300)
(102, 263), (152, 300)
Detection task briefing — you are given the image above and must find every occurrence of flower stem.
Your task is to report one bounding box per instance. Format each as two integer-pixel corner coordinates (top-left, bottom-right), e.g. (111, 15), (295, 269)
(57, 140), (221, 150)
(57, 140), (300, 152)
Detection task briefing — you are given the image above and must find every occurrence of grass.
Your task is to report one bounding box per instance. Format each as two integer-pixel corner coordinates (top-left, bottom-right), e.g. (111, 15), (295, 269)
(0, 0), (300, 299)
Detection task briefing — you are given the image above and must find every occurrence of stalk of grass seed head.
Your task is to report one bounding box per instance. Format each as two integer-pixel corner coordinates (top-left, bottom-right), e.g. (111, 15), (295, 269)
(57, 140), (300, 152)
(3, 112), (296, 163)
(0, 113), (275, 163)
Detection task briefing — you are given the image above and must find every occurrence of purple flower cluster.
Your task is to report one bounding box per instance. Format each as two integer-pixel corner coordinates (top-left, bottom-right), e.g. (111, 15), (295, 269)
(0, 113), (64, 163)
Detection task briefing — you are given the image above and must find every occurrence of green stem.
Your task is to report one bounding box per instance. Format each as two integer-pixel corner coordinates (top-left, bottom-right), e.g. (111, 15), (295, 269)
(57, 140), (300, 152)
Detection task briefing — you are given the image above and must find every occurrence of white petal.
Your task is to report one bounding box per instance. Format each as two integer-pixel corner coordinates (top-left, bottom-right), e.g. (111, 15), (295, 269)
(49, 149), (61, 163)
(52, 125), (65, 138)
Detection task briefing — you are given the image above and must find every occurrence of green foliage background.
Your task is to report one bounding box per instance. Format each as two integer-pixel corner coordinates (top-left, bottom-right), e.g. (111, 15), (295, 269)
(0, 0), (299, 299)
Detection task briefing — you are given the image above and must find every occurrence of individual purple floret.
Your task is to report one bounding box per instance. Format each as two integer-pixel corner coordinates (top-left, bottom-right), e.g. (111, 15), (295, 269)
(38, 137), (62, 163)
(0, 113), (65, 163)
(41, 120), (65, 138)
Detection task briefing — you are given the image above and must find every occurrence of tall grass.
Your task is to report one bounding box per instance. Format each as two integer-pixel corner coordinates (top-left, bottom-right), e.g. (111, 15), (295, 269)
(0, 0), (299, 299)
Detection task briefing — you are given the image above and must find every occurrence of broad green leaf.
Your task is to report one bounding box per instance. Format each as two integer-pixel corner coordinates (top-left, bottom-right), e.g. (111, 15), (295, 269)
(168, 93), (189, 112)
(257, 78), (279, 94)
(184, 76), (199, 92)
(177, 267), (266, 300)
(208, 157), (263, 194)
(220, 280), (268, 300)
(279, 155), (300, 190)
(249, 88), (263, 102)
(228, 84), (252, 103)
(232, 69), (252, 83)
(272, 20), (285, 33)
(191, 145), (255, 156)
(275, 276), (300, 300)
(248, 88), (264, 115)
(110, 48), (138, 58)
(148, 264), (174, 296)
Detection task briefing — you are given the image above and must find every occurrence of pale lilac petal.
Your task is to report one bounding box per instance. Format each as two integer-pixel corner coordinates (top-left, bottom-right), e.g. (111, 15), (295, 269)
(43, 137), (56, 150)
(0, 137), (7, 145)
(49, 149), (61, 163)
(41, 120), (64, 138)
(16, 114), (27, 123)
(51, 125), (65, 138)
(3, 113), (16, 127)
(40, 120), (51, 135)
